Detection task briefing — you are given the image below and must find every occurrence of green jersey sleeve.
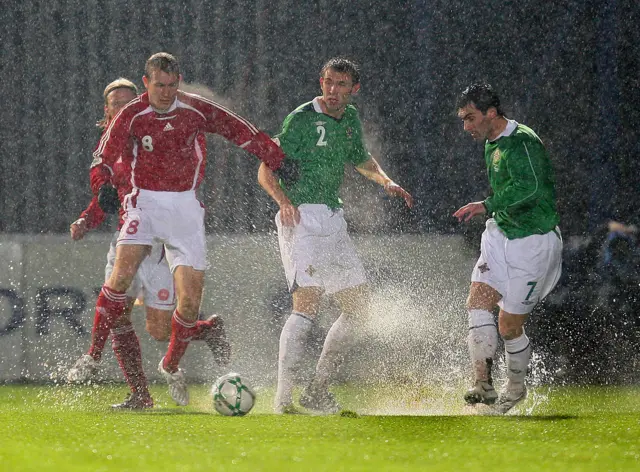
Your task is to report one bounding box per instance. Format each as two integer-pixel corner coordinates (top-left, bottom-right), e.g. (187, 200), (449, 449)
(347, 109), (370, 166)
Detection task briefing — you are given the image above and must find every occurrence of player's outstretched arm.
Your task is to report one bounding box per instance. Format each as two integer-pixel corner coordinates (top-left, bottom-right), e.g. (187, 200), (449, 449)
(71, 196), (106, 240)
(194, 95), (285, 171)
(356, 157), (413, 208)
(258, 162), (299, 227)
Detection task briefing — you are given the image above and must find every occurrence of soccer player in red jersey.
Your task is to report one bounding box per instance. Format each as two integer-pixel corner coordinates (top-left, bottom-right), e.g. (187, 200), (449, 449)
(68, 78), (230, 409)
(88, 53), (285, 406)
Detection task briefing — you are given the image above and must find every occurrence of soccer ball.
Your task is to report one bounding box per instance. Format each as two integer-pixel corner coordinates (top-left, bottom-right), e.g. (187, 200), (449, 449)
(212, 373), (256, 416)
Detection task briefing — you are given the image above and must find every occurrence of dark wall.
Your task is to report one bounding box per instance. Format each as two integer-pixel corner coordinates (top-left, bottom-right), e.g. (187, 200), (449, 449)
(1, 0), (638, 235)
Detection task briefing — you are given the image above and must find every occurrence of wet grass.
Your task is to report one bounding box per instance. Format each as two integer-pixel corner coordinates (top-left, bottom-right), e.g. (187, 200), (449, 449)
(1, 384), (639, 471)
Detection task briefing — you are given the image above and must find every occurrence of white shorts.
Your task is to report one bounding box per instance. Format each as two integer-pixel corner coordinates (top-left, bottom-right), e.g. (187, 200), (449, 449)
(105, 232), (176, 310)
(118, 189), (206, 272)
(276, 204), (367, 295)
(471, 218), (563, 315)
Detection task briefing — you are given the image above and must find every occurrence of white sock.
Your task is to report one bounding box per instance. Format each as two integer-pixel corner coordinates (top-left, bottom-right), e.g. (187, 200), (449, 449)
(504, 332), (531, 391)
(313, 313), (355, 388)
(467, 309), (498, 383)
(274, 312), (313, 407)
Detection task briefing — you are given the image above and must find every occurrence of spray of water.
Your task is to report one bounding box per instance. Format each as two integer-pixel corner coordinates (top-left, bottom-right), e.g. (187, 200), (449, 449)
(339, 286), (557, 416)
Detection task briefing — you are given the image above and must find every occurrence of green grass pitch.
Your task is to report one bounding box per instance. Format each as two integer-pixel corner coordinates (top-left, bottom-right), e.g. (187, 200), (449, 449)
(1, 383), (639, 471)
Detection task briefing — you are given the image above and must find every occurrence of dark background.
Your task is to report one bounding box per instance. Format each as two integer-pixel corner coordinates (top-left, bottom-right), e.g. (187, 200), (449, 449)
(1, 0), (639, 236)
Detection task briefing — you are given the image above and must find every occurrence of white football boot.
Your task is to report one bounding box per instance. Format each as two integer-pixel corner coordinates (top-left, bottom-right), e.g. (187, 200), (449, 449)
(158, 357), (189, 406)
(495, 385), (527, 414)
(299, 383), (340, 414)
(67, 354), (100, 383)
(274, 403), (306, 415)
(464, 380), (498, 405)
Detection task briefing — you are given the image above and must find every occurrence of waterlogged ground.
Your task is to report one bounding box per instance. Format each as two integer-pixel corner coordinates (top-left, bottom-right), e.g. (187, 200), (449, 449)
(1, 383), (639, 471)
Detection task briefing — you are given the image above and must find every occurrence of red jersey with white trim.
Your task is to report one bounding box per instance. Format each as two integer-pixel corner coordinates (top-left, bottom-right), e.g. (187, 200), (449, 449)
(91, 91), (284, 193)
(83, 131), (207, 229)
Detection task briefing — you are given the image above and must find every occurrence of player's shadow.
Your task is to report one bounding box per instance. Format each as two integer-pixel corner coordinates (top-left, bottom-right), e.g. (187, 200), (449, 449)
(498, 414), (577, 421)
(111, 409), (213, 416)
(352, 414), (578, 420)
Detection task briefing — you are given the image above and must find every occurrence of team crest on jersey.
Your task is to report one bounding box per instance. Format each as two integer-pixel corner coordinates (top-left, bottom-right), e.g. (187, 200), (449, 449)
(491, 149), (502, 171)
(346, 127), (353, 139)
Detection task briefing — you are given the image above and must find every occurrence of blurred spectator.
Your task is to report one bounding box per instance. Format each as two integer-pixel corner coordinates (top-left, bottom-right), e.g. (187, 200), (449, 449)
(531, 221), (640, 384)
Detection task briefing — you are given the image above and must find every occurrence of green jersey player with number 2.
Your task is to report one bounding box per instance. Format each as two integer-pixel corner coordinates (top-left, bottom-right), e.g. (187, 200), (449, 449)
(259, 57), (413, 415)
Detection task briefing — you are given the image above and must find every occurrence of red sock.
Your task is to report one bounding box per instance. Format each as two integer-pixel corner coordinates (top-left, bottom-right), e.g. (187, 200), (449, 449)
(192, 318), (214, 341)
(111, 322), (150, 397)
(88, 286), (127, 362)
(163, 310), (197, 373)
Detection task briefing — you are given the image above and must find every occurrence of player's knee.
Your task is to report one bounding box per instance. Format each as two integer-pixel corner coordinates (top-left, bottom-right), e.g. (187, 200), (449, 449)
(146, 322), (170, 342)
(335, 284), (370, 317)
(292, 286), (323, 317)
(498, 321), (524, 340)
(113, 311), (132, 328)
(466, 286), (499, 312)
(145, 308), (172, 341)
(177, 296), (200, 318)
(466, 298), (493, 312)
(107, 273), (134, 293)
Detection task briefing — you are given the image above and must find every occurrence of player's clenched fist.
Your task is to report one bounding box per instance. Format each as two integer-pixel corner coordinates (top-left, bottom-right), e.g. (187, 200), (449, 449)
(70, 218), (88, 240)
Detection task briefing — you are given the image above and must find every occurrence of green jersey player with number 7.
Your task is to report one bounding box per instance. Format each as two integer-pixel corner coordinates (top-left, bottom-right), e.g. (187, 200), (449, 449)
(453, 83), (562, 414)
(259, 57), (413, 415)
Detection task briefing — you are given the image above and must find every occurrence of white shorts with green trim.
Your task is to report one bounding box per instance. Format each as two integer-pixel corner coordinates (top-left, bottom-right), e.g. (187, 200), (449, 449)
(276, 204), (367, 295)
(471, 218), (562, 314)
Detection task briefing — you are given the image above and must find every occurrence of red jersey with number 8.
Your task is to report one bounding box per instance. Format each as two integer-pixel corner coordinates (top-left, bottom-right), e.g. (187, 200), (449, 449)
(91, 90), (283, 193)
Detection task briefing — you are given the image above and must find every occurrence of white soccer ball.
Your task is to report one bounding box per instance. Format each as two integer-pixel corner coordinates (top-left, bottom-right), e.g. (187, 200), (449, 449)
(212, 372), (256, 416)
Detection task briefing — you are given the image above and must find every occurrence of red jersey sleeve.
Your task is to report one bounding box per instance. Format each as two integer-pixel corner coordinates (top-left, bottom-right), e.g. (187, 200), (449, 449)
(79, 196), (106, 230)
(192, 95), (285, 171)
(89, 165), (112, 195)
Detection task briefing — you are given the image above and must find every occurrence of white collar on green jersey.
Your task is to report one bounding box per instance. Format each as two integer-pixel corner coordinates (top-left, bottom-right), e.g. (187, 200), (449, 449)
(312, 97), (323, 113)
(491, 119), (518, 141)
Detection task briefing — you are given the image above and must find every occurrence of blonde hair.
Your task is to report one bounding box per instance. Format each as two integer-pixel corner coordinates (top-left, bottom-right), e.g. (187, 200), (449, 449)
(97, 78), (138, 128)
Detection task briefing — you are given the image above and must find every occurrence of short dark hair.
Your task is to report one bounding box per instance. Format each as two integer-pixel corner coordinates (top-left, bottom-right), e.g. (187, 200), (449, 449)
(456, 83), (504, 116)
(320, 57), (360, 84)
(145, 52), (180, 78)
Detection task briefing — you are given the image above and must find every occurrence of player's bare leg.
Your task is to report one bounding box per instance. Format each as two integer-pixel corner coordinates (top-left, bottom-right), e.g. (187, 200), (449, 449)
(464, 282), (501, 405)
(145, 308), (173, 342)
(494, 310), (530, 413)
(300, 284), (369, 414)
(158, 265), (204, 406)
(274, 286), (322, 414)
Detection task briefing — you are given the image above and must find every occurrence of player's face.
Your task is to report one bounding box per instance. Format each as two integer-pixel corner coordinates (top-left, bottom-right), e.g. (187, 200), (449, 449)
(458, 103), (496, 141)
(320, 68), (360, 118)
(104, 88), (137, 123)
(143, 69), (181, 111)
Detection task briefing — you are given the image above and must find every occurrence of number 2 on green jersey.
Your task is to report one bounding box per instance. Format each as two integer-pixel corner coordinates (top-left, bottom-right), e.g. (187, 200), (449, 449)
(316, 125), (327, 147)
